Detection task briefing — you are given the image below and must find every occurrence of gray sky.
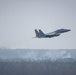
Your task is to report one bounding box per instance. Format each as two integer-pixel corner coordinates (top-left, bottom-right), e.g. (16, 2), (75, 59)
(0, 0), (76, 49)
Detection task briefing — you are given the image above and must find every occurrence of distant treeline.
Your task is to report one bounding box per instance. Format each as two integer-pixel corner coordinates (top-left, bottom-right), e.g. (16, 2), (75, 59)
(0, 61), (76, 75)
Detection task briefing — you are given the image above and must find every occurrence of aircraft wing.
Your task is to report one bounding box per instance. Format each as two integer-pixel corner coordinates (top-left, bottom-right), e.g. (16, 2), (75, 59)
(46, 32), (60, 37)
(46, 32), (56, 35)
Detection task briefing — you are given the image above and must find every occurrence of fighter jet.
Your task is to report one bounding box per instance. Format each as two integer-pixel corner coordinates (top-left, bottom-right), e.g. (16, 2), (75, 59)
(34, 28), (71, 38)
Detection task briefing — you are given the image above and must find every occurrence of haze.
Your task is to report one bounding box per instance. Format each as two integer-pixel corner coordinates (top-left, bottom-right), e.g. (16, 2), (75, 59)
(0, 0), (76, 49)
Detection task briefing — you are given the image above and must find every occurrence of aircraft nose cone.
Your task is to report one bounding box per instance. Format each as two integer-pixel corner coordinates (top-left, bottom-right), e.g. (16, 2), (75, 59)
(67, 29), (71, 32)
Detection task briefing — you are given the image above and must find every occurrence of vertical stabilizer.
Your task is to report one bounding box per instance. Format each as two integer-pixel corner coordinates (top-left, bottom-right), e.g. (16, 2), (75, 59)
(35, 29), (40, 37)
(39, 29), (45, 37)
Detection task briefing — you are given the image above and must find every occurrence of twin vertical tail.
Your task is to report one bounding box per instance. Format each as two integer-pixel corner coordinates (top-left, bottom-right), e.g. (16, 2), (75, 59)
(35, 29), (45, 38)
(35, 29), (40, 37)
(39, 29), (45, 36)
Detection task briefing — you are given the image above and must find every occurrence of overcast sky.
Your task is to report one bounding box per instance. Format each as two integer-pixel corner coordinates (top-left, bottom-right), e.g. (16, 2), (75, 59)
(0, 0), (76, 49)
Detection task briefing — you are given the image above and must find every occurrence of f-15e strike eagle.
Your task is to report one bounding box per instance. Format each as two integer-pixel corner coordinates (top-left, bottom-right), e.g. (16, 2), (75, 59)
(34, 28), (71, 38)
